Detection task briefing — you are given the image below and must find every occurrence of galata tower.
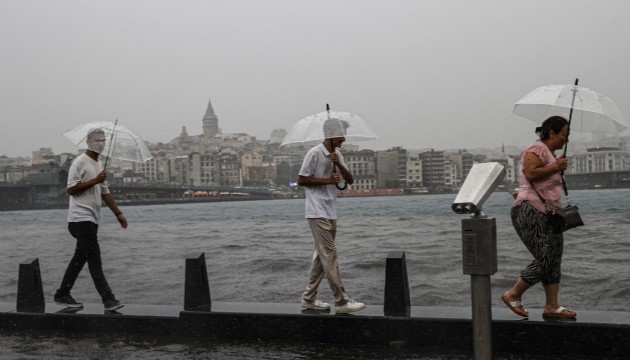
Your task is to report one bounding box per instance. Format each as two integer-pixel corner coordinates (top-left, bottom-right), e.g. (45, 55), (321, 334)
(202, 98), (219, 138)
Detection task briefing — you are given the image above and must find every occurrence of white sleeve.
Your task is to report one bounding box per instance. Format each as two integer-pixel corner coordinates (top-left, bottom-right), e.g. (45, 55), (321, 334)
(299, 150), (316, 177)
(67, 161), (83, 188)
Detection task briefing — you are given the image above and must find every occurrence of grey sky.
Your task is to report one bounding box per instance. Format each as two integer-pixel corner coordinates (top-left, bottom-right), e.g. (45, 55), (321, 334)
(1, 0), (629, 157)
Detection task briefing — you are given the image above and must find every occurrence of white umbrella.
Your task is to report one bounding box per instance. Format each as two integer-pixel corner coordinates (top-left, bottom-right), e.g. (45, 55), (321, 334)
(513, 80), (629, 135)
(62, 121), (153, 169)
(513, 79), (628, 200)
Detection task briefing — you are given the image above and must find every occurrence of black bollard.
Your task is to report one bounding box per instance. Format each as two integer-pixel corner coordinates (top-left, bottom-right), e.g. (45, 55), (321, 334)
(184, 253), (212, 311)
(17, 258), (45, 313)
(383, 251), (411, 317)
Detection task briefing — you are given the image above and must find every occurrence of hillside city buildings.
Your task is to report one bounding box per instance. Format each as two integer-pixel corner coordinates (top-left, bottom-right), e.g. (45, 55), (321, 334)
(3, 99), (630, 193)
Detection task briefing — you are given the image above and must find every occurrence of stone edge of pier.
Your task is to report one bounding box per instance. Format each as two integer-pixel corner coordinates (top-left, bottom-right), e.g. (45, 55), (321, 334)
(1, 301), (629, 358)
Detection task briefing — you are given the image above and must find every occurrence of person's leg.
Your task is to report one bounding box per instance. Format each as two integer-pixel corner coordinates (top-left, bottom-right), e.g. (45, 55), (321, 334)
(305, 218), (350, 306)
(503, 276), (531, 301)
(502, 202), (541, 316)
(302, 246), (325, 302)
(541, 233), (574, 316)
(55, 222), (89, 298)
(543, 283), (560, 311)
(72, 222), (116, 302)
(512, 202), (558, 286)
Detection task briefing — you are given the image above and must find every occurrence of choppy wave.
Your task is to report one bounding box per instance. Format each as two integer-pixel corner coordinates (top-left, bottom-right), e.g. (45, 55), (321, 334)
(1, 190), (629, 311)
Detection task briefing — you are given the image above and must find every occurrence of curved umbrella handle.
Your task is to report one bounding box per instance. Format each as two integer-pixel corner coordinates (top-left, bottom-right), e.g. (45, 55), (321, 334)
(332, 164), (348, 190)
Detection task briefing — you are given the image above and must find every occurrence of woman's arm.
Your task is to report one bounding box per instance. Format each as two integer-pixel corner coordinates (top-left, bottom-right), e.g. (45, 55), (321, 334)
(522, 152), (567, 181)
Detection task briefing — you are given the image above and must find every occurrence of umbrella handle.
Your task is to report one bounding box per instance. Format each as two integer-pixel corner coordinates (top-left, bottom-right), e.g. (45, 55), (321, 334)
(332, 164), (348, 190)
(329, 137), (347, 190)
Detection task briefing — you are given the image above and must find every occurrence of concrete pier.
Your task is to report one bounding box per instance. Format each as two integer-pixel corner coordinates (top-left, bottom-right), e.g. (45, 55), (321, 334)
(3, 255), (628, 358)
(1, 301), (629, 357)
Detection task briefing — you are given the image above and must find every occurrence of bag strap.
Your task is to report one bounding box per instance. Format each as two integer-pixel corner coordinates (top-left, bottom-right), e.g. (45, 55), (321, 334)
(528, 178), (554, 213)
(523, 149), (572, 207)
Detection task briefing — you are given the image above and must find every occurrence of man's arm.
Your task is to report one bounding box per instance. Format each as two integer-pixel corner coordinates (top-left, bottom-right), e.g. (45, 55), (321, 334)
(67, 171), (107, 195)
(102, 193), (128, 229)
(330, 153), (354, 185)
(334, 163), (354, 185)
(298, 174), (339, 187)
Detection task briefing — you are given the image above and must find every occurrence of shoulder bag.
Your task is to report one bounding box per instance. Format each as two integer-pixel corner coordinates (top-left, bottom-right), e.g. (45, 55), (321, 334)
(529, 178), (584, 233)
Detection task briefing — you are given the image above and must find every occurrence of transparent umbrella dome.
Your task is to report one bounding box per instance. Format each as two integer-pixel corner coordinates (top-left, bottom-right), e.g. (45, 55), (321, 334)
(281, 111), (378, 147)
(62, 121), (153, 163)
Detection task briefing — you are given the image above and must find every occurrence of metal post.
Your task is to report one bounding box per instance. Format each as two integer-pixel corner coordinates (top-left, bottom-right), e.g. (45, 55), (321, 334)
(471, 274), (492, 359)
(451, 162), (504, 359)
(462, 216), (497, 360)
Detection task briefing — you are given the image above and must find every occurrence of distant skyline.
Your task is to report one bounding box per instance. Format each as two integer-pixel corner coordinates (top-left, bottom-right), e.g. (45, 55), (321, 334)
(1, 0), (629, 157)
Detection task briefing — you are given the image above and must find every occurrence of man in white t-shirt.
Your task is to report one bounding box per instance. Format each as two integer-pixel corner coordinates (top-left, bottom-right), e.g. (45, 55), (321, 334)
(298, 118), (366, 314)
(54, 128), (127, 312)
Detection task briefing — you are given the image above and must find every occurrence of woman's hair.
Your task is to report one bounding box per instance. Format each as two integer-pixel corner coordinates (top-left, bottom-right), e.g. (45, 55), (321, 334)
(535, 116), (568, 140)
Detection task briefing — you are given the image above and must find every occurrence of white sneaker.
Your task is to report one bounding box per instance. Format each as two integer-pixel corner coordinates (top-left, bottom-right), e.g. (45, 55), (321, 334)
(335, 299), (366, 314)
(301, 298), (331, 311)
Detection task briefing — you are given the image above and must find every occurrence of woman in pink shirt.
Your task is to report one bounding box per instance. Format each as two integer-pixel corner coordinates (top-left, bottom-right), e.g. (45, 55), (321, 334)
(501, 116), (577, 319)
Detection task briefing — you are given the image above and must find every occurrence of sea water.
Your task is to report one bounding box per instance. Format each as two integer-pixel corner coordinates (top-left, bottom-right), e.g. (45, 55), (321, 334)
(1, 190), (629, 359)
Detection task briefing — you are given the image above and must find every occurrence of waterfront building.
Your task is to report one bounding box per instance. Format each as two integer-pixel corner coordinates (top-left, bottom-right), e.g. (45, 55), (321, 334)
(135, 156), (159, 183)
(269, 129), (287, 144)
(345, 149), (377, 190)
(569, 147), (630, 174)
(218, 152), (241, 187)
(273, 153), (302, 168)
(377, 147), (407, 188)
(406, 155), (423, 188)
(443, 156), (458, 191)
(189, 152), (219, 187)
(31, 147), (56, 165)
(241, 151), (264, 182)
(503, 155), (520, 184)
(11, 97), (630, 194)
(450, 150), (474, 181)
(167, 156), (190, 185)
(0, 155), (31, 183)
(419, 150), (445, 191)
(448, 150), (474, 188)
(245, 161), (277, 187)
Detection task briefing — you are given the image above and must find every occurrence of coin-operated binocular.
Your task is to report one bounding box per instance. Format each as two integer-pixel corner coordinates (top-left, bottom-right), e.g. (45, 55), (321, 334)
(451, 162), (505, 360)
(452, 162), (506, 218)
(452, 162), (505, 275)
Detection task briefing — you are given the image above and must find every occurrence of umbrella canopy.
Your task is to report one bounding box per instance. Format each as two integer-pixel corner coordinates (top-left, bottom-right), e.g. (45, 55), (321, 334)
(513, 83), (629, 134)
(62, 121), (153, 163)
(281, 110), (378, 147)
(282, 106), (378, 190)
